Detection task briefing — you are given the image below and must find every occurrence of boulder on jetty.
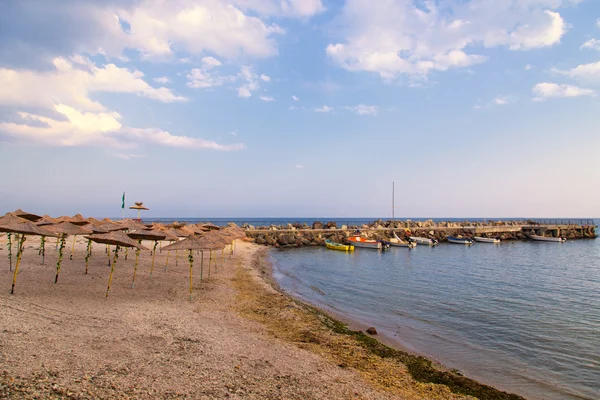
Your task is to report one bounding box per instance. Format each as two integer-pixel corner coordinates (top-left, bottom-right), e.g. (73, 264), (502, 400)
(366, 327), (378, 335)
(312, 221), (324, 229)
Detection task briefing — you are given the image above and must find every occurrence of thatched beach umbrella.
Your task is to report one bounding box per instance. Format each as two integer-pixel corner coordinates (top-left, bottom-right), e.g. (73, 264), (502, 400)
(117, 219), (148, 231)
(129, 202), (149, 220)
(86, 231), (147, 297)
(127, 230), (166, 278)
(162, 235), (224, 300)
(35, 215), (57, 226)
(157, 229), (179, 271)
(11, 209), (42, 222)
(0, 222), (57, 294)
(0, 213), (31, 271)
(44, 222), (93, 282)
(67, 214), (89, 226)
(199, 223), (220, 231)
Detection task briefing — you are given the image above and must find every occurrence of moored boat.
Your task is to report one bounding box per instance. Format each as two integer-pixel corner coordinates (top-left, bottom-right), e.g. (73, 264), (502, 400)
(409, 236), (438, 246)
(348, 236), (383, 249)
(447, 236), (474, 245)
(529, 235), (566, 243)
(325, 239), (354, 251)
(474, 236), (501, 244)
(390, 233), (416, 248)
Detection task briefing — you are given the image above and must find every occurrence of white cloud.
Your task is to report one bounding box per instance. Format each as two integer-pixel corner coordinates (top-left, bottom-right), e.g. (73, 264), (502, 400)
(123, 128), (244, 150)
(0, 104), (244, 151)
(259, 96), (275, 102)
(553, 61), (600, 84)
(346, 104), (378, 115)
(597, 18), (600, 28)
(109, 152), (147, 160)
(525, 64), (534, 70)
(112, 1), (285, 60)
(237, 66), (264, 98)
(327, 0), (571, 80)
(260, 74), (271, 81)
(532, 82), (596, 101)
(314, 105), (333, 113)
(581, 39), (600, 51)
(186, 58), (236, 89)
(154, 76), (171, 84)
(295, 164), (305, 169)
(0, 56), (186, 112)
(494, 96), (511, 105)
(234, 0), (325, 17)
(292, 95), (299, 101)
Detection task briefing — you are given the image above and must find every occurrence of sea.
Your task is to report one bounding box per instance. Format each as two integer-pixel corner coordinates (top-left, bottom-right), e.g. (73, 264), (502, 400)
(147, 217), (599, 399)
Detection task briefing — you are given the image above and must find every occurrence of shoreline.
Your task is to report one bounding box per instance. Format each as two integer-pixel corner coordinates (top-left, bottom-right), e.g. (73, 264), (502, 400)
(246, 246), (525, 400)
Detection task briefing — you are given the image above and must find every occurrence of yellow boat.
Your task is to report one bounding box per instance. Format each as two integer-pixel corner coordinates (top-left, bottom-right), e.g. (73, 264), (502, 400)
(325, 239), (354, 251)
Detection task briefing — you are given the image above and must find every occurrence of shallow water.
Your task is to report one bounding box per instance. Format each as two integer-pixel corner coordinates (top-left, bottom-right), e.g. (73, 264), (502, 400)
(271, 239), (600, 400)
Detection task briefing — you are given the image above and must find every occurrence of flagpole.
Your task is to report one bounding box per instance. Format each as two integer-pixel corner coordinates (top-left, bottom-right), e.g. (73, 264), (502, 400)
(122, 191), (125, 220)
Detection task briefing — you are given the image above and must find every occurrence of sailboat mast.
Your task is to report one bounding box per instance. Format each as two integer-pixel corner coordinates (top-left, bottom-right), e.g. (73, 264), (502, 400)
(392, 181), (395, 224)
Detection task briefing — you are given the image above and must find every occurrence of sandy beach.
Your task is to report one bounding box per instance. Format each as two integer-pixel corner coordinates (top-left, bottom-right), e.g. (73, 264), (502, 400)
(0, 234), (512, 399)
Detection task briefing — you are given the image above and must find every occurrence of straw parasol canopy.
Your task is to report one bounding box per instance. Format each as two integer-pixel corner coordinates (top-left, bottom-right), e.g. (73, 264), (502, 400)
(44, 222), (93, 236)
(0, 213), (30, 226)
(85, 223), (110, 233)
(129, 202), (149, 211)
(11, 209), (42, 222)
(162, 234), (223, 252)
(0, 221), (58, 236)
(161, 229), (179, 242)
(86, 231), (148, 250)
(162, 234), (224, 300)
(97, 221), (128, 232)
(35, 215), (58, 226)
(117, 219), (148, 231)
(198, 223), (221, 231)
(2, 221), (58, 295)
(86, 217), (104, 225)
(67, 214), (89, 226)
(127, 229), (167, 241)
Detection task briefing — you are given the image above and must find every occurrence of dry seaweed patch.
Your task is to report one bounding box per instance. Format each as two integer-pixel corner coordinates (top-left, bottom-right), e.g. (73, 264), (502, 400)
(234, 249), (525, 400)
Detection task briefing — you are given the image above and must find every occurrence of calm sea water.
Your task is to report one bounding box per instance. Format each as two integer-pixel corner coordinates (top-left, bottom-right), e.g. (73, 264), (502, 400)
(271, 238), (600, 400)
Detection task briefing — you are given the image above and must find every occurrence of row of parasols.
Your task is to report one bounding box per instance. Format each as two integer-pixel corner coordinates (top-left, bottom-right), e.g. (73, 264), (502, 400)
(0, 209), (246, 299)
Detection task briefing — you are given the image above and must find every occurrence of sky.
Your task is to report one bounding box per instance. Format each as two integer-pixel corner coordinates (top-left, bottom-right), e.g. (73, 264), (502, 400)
(0, 0), (599, 219)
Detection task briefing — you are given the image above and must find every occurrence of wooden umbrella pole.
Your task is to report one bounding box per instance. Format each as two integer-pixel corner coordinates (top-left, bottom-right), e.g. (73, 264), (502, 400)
(55, 235), (66, 284)
(188, 250), (194, 301)
(125, 247), (128, 261)
(175, 249), (178, 266)
(164, 250), (170, 271)
(132, 240), (141, 288)
(70, 235), (76, 260)
(150, 240), (157, 278)
(220, 248), (224, 270)
(107, 245), (111, 266)
(106, 245), (120, 298)
(55, 235), (59, 249)
(208, 251), (211, 278)
(85, 239), (92, 274)
(7, 233), (12, 271)
(10, 235), (27, 295)
(200, 251), (204, 281)
(40, 236), (46, 265)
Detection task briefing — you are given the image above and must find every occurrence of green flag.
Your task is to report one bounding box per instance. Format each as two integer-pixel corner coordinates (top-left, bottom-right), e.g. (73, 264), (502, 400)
(121, 192), (125, 209)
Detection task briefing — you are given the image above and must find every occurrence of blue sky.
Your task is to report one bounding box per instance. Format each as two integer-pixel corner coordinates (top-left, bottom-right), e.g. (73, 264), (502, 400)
(0, 0), (599, 218)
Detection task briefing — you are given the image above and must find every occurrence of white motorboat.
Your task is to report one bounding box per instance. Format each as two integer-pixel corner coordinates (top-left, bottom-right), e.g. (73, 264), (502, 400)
(474, 236), (501, 244)
(447, 236), (474, 245)
(348, 236), (383, 249)
(529, 235), (566, 242)
(390, 233), (416, 248)
(409, 236), (438, 246)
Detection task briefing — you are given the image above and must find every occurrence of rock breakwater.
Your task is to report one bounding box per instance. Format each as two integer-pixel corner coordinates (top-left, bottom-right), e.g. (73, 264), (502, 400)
(243, 219), (597, 248)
